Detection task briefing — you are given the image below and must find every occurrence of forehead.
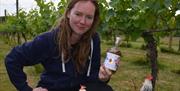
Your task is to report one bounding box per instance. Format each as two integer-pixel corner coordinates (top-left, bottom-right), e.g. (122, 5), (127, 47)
(71, 1), (96, 15)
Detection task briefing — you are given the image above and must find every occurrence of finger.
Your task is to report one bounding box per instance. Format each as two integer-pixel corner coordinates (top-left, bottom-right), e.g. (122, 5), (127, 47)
(33, 88), (38, 91)
(101, 65), (112, 77)
(33, 87), (42, 91)
(99, 72), (105, 79)
(116, 58), (120, 63)
(100, 65), (105, 71)
(100, 66), (106, 75)
(99, 65), (113, 80)
(99, 70), (105, 80)
(99, 72), (109, 82)
(33, 87), (48, 91)
(99, 66), (106, 79)
(39, 87), (48, 91)
(99, 73), (107, 81)
(41, 88), (48, 91)
(103, 67), (112, 76)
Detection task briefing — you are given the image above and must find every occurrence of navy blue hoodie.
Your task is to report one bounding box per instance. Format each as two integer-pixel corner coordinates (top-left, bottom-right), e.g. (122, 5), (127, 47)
(5, 28), (101, 91)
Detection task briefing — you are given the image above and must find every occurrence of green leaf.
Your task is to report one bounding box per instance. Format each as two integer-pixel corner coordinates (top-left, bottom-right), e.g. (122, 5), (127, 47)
(164, 0), (171, 9)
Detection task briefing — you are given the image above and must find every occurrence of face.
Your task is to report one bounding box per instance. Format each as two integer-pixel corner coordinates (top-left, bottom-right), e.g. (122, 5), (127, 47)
(67, 1), (95, 36)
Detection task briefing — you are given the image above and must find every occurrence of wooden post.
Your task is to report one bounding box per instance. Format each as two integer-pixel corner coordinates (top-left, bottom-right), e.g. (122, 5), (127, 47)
(178, 37), (180, 51)
(4, 9), (7, 21)
(142, 32), (158, 91)
(16, 0), (19, 17)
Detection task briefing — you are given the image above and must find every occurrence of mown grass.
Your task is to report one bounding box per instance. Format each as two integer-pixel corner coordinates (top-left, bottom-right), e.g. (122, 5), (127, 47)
(0, 39), (16, 91)
(103, 37), (180, 91)
(0, 37), (180, 91)
(108, 47), (180, 91)
(0, 37), (40, 91)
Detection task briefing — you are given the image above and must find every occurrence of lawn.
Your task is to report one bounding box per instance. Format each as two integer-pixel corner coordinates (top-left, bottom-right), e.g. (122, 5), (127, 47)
(0, 37), (180, 91)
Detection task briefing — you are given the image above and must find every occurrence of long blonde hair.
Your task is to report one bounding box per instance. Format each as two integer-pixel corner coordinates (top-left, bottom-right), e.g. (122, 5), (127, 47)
(55, 0), (100, 73)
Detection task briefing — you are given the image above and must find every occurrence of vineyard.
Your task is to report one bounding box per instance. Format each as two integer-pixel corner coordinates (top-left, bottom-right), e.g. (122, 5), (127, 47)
(0, 0), (180, 91)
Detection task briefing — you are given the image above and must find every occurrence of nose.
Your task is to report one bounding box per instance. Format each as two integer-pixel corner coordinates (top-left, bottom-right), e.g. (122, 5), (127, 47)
(80, 16), (86, 24)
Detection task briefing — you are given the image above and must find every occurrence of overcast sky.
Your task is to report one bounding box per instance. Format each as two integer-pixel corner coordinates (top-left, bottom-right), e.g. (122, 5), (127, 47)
(0, 0), (59, 16)
(0, 0), (179, 16)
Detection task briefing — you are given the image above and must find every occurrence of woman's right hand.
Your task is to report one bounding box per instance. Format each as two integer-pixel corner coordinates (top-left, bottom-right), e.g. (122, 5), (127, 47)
(33, 87), (48, 91)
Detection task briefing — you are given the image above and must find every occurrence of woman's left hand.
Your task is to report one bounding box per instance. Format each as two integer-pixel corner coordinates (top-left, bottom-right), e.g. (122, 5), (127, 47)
(98, 65), (112, 82)
(33, 87), (48, 91)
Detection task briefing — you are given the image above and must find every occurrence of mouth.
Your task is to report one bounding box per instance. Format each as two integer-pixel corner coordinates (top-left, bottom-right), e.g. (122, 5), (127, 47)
(77, 26), (86, 30)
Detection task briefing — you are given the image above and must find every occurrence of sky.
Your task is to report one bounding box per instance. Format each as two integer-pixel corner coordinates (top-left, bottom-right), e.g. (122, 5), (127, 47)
(0, 0), (59, 16)
(0, 0), (179, 16)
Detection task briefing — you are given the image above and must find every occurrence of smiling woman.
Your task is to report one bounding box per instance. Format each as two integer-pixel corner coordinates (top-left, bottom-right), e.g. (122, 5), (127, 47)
(4, 0), (116, 91)
(67, 0), (95, 43)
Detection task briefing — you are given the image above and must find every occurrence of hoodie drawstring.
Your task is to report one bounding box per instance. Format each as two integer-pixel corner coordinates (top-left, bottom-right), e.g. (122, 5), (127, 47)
(87, 39), (93, 76)
(61, 39), (93, 77)
(61, 53), (66, 73)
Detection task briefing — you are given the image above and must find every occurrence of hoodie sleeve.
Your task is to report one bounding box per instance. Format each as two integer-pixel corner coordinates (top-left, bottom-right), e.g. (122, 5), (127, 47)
(4, 31), (54, 91)
(87, 33), (101, 82)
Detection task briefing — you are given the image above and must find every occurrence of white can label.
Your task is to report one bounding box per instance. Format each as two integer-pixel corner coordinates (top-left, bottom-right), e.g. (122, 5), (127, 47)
(104, 52), (120, 71)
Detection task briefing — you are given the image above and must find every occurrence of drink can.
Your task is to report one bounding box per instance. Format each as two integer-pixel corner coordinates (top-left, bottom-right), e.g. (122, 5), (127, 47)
(104, 52), (120, 71)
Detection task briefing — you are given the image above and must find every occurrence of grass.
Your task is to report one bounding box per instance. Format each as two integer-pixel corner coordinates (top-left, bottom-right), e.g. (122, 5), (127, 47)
(0, 39), (16, 91)
(0, 36), (180, 91)
(0, 37), (40, 91)
(108, 47), (180, 91)
(102, 38), (180, 91)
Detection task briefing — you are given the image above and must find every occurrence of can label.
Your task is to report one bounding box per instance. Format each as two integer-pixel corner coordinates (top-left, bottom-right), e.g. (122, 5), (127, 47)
(104, 52), (120, 71)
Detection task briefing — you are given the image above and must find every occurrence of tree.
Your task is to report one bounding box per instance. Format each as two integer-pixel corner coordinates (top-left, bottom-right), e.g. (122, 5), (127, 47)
(98, 0), (180, 90)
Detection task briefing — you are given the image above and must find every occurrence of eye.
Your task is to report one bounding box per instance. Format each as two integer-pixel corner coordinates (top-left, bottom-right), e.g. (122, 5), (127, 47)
(86, 15), (94, 20)
(75, 12), (81, 16)
(75, 13), (80, 16)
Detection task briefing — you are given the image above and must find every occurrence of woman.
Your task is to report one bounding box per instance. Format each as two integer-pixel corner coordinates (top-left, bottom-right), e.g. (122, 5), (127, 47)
(5, 0), (114, 91)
